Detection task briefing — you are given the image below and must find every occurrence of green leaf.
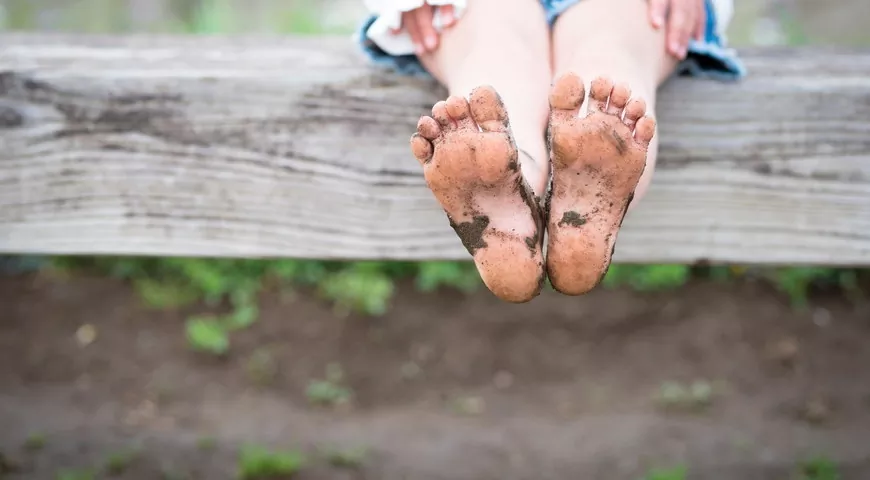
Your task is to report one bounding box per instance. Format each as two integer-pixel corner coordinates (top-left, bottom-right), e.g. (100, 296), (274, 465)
(224, 303), (258, 331)
(185, 316), (229, 355)
(237, 445), (305, 479)
(134, 278), (200, 309)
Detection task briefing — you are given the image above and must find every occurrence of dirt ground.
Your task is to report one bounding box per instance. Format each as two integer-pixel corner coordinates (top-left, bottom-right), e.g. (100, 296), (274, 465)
(1, 273), (870, 479)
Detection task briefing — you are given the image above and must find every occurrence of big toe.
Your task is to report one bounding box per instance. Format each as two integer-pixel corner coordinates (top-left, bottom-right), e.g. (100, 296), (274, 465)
(549, 72), (586, 120)
(469, 85), (510, 133)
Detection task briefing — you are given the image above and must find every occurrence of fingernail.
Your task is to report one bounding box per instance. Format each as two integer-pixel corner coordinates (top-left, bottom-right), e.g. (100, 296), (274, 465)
(425, 35), (437, 50)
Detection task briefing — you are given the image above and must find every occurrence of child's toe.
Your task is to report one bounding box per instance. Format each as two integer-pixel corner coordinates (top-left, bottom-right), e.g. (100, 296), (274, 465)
(446, 95), (475, 130)
(549, 72), (586, 120)
(410, 133), (433, 165)
(589, 76), (614, 113)
(469, 85), (510, 133)
(634, 116), (656, 146)
(622, 98), (646, 130)
(417, 115), (442, 141)
(606, 82), (631, 116)
(431, 101), (454, 130)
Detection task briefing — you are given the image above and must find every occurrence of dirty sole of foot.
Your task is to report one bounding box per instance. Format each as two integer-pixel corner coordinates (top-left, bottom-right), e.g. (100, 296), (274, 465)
(545, 72), (656, 296)
(411, 85), (545, 303)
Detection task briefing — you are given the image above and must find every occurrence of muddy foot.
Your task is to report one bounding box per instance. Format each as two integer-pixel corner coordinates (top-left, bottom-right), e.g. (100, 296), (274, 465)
(545, 72), (656, 295)
(411, 87), (545, 303)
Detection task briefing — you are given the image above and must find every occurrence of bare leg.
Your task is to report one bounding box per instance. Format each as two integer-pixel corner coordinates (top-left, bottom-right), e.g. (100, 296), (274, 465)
(410, 0), (552, 302)
(545, 0), (679, 295)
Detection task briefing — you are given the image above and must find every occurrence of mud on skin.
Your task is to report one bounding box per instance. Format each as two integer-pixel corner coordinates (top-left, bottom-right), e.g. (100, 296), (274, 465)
(448, 215), (490, 255)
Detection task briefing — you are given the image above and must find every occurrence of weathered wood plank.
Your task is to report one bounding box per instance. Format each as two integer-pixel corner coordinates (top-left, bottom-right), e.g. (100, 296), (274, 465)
(1, 34), (869, 264)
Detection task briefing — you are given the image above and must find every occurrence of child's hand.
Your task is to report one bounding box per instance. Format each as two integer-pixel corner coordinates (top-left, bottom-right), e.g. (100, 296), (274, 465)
(648, 0), (706, 59)
(392, 2), (457, 55)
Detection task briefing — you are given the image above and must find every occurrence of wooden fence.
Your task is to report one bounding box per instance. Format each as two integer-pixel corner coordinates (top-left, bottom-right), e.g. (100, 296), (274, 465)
(1, 34), (869, 264)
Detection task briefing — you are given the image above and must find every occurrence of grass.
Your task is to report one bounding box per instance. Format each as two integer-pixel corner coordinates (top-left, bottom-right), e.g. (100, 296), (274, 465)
(237, 444), (305, 479)
(306, 363), (353, 407)
(643, 465), (687, 480)
(55, 469), (95, 480)
(45, 256), (869, 353)
(798, 455), (841, 480)
(102, 448), (139, 475)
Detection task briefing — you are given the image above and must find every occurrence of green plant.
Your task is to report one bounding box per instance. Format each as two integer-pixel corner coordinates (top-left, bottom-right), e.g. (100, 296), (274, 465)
(45, 256), (870, 326)
(103, 448), (138, 475)
(306, 363), (353, 407)
(415, 261), (481, 293)
(643, 465), (687, 480)
(602, 264), (690, 291)
(321, 445), (368, 468)
(237, 444), (305, 479)
(56, 469), (95, 480)
(655, 380), (715, 412)
(246, 347), (278, 386)
(317, 263), (395, 317)
(769, 267), (862, 310)
(189, 0), (238, 34)
(197, 436), (218, 451)
(798, 455), (840, 480)
(23, 432), (46, 450)
(185, 315), (230, 355)
(134, 278), (200, 310)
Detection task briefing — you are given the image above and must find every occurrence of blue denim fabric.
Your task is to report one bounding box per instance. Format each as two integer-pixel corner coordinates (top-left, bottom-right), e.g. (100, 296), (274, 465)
(357, 0), (746, 81)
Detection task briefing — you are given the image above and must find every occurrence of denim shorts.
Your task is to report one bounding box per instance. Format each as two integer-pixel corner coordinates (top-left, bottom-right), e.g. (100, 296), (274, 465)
(357, 0), (746, 82)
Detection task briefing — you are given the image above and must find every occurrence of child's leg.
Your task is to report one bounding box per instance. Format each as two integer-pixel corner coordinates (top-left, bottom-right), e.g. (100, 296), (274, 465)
(410, 0), (552, 302)
(543, 0), (678, 295)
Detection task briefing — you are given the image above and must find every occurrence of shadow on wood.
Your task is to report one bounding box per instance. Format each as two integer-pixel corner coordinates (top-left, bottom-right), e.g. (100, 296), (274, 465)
(1, 34), (869, 264)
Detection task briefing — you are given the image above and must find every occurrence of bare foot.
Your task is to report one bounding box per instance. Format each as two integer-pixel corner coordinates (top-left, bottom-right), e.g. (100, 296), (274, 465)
(410, 86), (545, 303)
(545, 72), (656, 295)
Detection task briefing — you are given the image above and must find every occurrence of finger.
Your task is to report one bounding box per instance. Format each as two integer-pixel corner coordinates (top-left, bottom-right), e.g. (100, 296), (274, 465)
(402, 12), (425, 55)
(693, 0), (706, 41)
(648, 0), (668, 29)
(667, 2), (691, 58)
(440, 5), (456, 28)
(414, 5), (439, 52)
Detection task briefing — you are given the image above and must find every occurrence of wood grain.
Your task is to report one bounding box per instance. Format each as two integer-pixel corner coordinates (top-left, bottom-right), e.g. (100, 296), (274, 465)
(1, 34), (869, 264)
